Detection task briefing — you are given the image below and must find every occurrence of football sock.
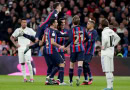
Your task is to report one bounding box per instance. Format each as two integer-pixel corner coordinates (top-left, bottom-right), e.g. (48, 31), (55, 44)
(59, 67), (64, 83)
(83, 63), (88, 81)
(27, 62), (33, 79)
(21, 65), (26, 79)
(105, 72), (114, 88)
(50, 66), (59, 78)
(69, 68), (74, 83)
(78, 66), (82, 78)
(86, 64), (93, 79)
(47, 65), (53, 76)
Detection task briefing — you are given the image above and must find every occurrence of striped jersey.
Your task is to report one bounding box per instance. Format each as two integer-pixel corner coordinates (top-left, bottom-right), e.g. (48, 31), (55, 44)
(57, 29), (68, 52)
(84, 29), (98, 55)
(69, 26), (88, 53)
(35, 10), (58, 40)
(43, 28), (57, 54)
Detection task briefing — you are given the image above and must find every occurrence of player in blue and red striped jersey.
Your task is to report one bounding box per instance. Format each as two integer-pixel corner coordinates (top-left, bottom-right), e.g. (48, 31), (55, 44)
(23, 2), (62, 54)
(53, 18), (69, 83)
(57, 18), (69, 61)
(40, 18), (68, 85)
(60, 15), (89, 86)
(81, 19), (98, 85)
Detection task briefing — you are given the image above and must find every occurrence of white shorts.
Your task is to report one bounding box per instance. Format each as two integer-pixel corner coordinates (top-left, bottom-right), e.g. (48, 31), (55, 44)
(18, 49), (31, 64)
(101, 55), (114, 72)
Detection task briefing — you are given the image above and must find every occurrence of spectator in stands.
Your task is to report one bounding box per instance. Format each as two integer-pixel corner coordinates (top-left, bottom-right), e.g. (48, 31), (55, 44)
(2, 47), (9, 56)
(28, 17), (38, 31)
(95, 46), (101, 56)
(0, 40), (9, 55)
(123, 30), (129, 57)
(115, 45), (124, 57)
(9, 46), (17, 56)
(127, 45), (130, 57)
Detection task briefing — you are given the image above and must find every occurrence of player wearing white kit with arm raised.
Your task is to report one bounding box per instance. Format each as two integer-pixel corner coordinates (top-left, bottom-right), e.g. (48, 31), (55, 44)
(10, 18), (36, 82)
(101, 19), (120, 90)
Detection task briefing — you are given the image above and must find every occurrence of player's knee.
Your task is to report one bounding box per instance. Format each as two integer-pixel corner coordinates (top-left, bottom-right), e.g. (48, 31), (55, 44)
(78, 61), (83, 67)
(59, 63), (64, 67)
(70, 62), (74, 69)
(21, 63), (25, 65)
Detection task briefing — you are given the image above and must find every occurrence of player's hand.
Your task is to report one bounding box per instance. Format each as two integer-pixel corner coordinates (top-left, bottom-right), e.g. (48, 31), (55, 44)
(15, 44), (20, 48)
(59, 46), (65, 50)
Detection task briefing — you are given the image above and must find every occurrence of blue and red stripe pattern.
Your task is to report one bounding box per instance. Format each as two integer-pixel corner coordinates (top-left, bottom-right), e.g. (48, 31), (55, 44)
(44, 28), (57, 54)
(35, 10), (58, 39)
(70, 26), (87, 53)
(57, 29), (68, 52)
(84, 29), (98, 55)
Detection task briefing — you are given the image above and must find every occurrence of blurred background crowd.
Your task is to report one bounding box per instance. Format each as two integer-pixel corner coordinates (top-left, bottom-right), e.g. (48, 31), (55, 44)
(0, 0), (130, 57)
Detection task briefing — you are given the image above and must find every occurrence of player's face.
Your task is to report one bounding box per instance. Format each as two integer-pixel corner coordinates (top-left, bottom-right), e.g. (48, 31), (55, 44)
(87, 22), (93, 29)
(87, 22), (91, 29)
(57, 4), (62, 12)
(54, 20), (58, 28)
(21, 20), (27, 28)
(61, 20), (65, 29)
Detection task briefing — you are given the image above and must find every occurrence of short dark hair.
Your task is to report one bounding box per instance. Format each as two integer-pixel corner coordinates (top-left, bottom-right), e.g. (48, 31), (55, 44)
(50, 18), (57, 25)
(72, 15), (80, 25)
(53, 2), (60, 9)
(101, 18), (109, 28)
(21, 18), (26, 21)
(58, 18), (65, 26)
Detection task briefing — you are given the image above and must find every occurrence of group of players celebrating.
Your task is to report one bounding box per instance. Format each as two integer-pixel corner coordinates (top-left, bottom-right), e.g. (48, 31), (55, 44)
(10, 2), (120, 90)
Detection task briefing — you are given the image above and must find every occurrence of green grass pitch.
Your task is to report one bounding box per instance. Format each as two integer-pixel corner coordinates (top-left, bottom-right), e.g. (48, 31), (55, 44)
(0, 75), (130, 90)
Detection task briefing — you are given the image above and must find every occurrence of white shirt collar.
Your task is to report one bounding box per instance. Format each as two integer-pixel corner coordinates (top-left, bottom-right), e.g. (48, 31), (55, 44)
(103, 27), (109, 31)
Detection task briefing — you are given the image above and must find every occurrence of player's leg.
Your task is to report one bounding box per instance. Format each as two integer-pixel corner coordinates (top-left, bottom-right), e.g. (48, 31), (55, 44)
(18, 51), (27, 82)
(86, 54), (93, 84)
(25, 51), (34, 82)
(57, 52), (65, 80)
(101, 56), (114, 90)
(81, 61), (89, 85)
(69, 52), (76, 85)
(76, 51), (84, 86)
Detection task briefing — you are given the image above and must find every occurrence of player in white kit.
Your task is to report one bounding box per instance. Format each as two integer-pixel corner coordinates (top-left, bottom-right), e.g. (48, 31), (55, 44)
(10, 18), (36, 82)
(101, 19), (120, 90)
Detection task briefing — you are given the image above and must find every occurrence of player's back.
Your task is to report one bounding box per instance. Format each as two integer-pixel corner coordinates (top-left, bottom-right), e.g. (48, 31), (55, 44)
(70, 26), (85, 52)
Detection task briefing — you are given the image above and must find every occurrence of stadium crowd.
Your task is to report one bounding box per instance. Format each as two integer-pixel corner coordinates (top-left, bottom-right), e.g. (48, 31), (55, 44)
(0, 0), (130, 57)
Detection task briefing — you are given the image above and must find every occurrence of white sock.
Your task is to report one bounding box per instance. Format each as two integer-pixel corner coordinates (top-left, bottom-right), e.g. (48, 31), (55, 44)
(27, 62), (33, 79)
(105, 72), (114, 88)
(21, 65), (26, 79)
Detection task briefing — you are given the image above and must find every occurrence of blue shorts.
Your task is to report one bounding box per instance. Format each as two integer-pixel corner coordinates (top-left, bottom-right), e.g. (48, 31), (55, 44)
(44, 49), (64, 66)
(84, 54), (93, 63)
(59, 52), (65, 61)
(70, 51), (84, 63)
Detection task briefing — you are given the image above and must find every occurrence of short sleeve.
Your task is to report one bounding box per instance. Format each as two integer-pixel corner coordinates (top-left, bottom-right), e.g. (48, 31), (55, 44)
(12, 29), (19, 37)
(29, 28), (36, 37)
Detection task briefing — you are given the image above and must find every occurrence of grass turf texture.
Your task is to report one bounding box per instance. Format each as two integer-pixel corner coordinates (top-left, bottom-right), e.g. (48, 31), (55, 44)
(0, 75), (130, 90)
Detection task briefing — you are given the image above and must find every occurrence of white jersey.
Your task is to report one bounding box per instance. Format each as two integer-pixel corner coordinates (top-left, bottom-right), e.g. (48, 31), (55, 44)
(101, 27), (120, 57)
(12, 27), (36, 50)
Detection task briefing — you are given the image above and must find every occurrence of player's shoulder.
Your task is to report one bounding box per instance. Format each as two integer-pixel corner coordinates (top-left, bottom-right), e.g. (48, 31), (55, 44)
(92, 29), (97, 33)
(14, 28), (21, 32)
